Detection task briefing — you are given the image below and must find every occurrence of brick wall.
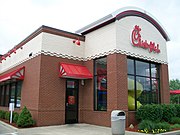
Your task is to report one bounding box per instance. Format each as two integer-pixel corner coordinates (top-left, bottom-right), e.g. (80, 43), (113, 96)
(160, 64), (170, 104)
(0, 53), (170, 127)
(37, 54), (83, 126)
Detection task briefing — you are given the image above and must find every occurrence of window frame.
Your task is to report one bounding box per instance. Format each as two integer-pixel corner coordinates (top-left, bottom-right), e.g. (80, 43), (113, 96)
(127, 57), (161, 111)
(0, 81), (22, 108)
(94, 56), (107, 111)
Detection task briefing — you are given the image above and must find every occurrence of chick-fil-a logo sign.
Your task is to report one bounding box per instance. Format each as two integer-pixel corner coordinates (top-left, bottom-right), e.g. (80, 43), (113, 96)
(131, 25), (160, 53)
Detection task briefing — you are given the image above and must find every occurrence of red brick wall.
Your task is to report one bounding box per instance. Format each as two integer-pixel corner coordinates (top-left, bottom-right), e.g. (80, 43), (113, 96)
(37, 54), (83, 126)
(0, 55), (41, 121)
(160, 64), (170, 104)
(80, 53), (129, 127)
(0, 54), (170, 127)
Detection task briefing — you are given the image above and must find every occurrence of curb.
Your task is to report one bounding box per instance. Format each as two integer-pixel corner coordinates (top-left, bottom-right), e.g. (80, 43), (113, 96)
(0, 120), (18, 131)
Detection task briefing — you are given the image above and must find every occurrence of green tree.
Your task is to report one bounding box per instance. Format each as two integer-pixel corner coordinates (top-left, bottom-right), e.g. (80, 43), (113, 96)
(17, 106), (35, 127)
(170, 79), (180, 104)
(170, 79), (180, 90)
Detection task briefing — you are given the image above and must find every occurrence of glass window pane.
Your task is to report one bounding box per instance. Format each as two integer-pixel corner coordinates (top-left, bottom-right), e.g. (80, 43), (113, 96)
(67, 80), (78, 88)
(10, 83), (16, 104)
(136, 61), (150, 77)
(151, 78), (159, 104)
(5, 85), (10, 107)
(151, 64), (159, 78)
(16, 81), (22, 108)
(127, 59), (134, 74)
(0, 86), (5, 106)
(94, 57), (107, 111)
(128, 76), (135, 111)
(95, 57), (107, 75)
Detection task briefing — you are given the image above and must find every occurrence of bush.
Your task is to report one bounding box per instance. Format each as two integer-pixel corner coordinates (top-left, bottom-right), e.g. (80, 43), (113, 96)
(5, 111), (10, 120)
(170, 124), (180, 129)
(175, 104), (180, 117)
(138, 120), (170, 134)
(17, 106), (35, 127)
(162, 104), (177, 122)
(0, 110), (6, 119)
(155, 122), (171, 131)
(170, 117), (180, 124)
(13, 112), (19, 123)
(138, 120), (156, 131)
(136, 104), (163, 122)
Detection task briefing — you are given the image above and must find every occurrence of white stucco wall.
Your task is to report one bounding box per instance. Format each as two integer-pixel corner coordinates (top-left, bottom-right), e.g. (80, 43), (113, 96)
(0, 33), (43, 73)
(84, 23), (116, 60)
(41, 33), (85, 60)
(0, 15), (168, 73)
(116, 16), (167, 63)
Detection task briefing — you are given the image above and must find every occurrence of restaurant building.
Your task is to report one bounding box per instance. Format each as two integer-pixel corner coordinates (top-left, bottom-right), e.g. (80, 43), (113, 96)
(0, 7), (170, 127)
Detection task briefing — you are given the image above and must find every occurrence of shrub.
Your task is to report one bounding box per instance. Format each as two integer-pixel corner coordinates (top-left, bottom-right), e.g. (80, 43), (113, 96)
(17, 106), (35, 127)
(155, 122), (170, 131)
(170, 117), (180, 124)
(13, 112), (19, 123)
(174, 104), (180, 117)
(138, 120), (156, 131)
(5, 111), (10, 120)
(162, 104), (177, 122)
(170, 124), (180, 129)
(136, 104), (163, 122)
(0, 110), (6, 119)
(138, 120), (170, 134)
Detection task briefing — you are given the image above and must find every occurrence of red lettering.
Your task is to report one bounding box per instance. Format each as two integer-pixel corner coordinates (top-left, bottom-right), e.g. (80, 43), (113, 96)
(131, 25), (160, 54)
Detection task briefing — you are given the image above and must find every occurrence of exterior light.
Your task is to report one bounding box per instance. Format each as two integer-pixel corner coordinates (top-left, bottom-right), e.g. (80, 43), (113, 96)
(7, 53), (11, 57)
(2, 56), (6, 60)
(73, 39), (81, 46)
(13, 48), (16, 54)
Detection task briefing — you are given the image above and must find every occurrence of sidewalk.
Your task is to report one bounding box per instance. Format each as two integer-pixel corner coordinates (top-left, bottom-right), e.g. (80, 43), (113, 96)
(1, 120), (180, 135)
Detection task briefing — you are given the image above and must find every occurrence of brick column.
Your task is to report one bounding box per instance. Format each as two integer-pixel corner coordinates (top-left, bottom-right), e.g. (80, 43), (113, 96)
(108, 53), (129, 111)
(160, 64), (170, 104)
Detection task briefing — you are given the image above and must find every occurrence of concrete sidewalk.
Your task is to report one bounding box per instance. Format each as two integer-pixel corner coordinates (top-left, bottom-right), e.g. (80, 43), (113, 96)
(1, 120), (180, 135)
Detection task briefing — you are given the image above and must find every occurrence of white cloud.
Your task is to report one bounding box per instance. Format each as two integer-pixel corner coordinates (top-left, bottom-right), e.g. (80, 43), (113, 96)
(0, 0), (180, 80)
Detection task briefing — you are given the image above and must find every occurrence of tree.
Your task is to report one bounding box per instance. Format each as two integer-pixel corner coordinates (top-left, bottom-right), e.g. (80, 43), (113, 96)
(170, 79), (180, 104)
(17, 106), (35, 127)
(169, 79), (180, 90)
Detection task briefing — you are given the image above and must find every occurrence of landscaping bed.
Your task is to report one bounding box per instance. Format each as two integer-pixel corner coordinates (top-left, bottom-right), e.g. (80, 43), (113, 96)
(128, 104), (180, 134)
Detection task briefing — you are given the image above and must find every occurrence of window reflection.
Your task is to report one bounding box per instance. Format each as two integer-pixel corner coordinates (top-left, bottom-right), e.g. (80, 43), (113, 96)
(94, 57), (107, 111)
(127, 58), (160, 111)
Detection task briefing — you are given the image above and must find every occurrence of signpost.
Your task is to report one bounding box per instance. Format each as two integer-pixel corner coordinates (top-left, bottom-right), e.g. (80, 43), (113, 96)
(9, 103), (14, 123)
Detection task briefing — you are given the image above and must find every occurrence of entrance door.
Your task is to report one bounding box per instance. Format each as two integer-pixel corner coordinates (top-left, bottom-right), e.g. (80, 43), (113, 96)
(65, 79), (79, 124)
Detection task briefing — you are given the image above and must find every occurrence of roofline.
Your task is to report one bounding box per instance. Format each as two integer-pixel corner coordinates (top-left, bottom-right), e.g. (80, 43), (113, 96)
(76, 7), (170, 41)
(2, 25), (85, 58)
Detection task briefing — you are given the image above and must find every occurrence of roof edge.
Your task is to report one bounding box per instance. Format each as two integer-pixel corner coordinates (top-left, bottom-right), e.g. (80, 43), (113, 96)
(76, 7), (170, 41)
(1, 25), (85, 58)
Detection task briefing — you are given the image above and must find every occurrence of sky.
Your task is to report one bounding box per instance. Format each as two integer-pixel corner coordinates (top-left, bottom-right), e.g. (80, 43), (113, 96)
(0, 0), (180, 80)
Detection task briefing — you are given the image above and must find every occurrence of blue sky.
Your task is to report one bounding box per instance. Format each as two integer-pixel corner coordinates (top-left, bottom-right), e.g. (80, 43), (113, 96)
(0, 0), (180, 80)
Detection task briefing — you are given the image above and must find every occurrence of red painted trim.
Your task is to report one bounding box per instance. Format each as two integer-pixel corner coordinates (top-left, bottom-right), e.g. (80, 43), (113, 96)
(116, 10), (169, 41)
(82, 10), (169, 42)
(0, 66), (25, 82)
(1, 25), (85, 62)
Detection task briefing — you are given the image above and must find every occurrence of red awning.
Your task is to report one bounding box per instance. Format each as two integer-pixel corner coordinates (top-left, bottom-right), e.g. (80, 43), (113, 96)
(59, 63), (92, 79)
(0, 66), (25, 82)
(170, 90), (180, 95)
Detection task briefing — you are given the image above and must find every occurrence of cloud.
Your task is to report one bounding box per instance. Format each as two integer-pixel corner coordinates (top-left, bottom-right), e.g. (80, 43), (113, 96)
(0, 0), (180, 79)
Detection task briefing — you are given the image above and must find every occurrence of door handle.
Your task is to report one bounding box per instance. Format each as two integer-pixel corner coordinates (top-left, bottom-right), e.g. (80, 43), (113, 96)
(66, 103), (69, 106)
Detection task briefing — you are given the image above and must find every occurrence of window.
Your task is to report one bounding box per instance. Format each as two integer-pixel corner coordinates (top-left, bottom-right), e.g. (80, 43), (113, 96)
(127, 58), (160, 111)
(94, 57), (107, 111)
(0, 81), (22, 108)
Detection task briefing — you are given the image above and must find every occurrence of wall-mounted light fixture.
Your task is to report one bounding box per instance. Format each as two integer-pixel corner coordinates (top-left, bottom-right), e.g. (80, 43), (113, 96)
(73, 39), (80, 46)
